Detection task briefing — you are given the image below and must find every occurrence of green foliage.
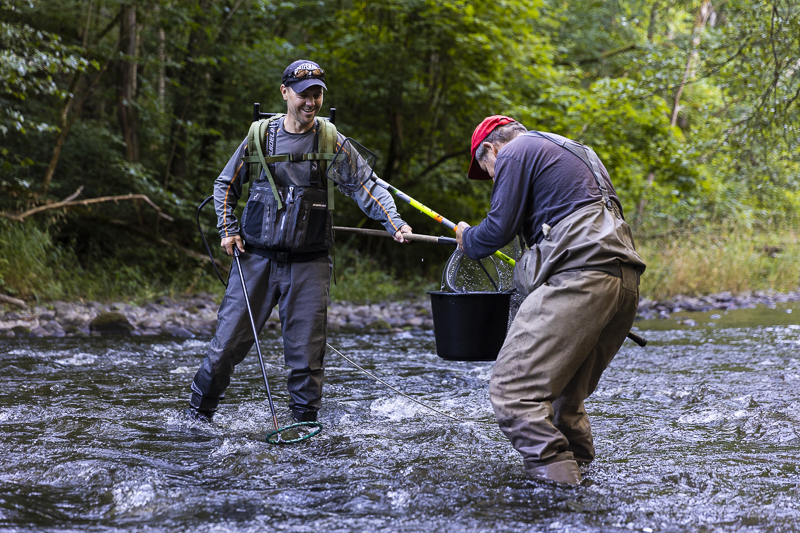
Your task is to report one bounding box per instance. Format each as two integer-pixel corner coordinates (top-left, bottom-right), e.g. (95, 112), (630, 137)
(330, 243), (437, 304)
(1, 0), (799, 302)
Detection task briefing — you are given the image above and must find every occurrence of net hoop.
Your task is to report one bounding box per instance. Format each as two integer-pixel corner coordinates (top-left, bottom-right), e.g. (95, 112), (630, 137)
(265, 421), (323, 445)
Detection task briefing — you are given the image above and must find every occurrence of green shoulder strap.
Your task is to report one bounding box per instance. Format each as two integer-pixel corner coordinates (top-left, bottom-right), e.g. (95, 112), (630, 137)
(246, 115), (284, 210)
(317, 117), (338, 212)
(243, 114), (338, 211)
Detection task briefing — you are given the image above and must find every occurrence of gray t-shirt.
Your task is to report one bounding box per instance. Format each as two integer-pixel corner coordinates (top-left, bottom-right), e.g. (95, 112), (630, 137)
(213, 117), (407, 238)
(272, 119), (319, 187)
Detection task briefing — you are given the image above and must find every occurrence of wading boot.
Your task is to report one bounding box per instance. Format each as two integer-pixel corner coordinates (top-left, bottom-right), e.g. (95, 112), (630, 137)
(185, 391), (219, 423)
(524, 456), (582, 485)
(291, 408), (318, 423)
(183, 406), (214, 423)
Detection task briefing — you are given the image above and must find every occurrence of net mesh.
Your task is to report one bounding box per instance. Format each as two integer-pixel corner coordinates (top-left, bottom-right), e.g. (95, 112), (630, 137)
(326, 138), (378, 195)
(441, 239), (525, 330)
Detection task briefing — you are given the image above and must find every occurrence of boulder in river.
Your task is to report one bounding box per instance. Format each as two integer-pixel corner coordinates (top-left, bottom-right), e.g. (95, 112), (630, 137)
(11, 325), (30, 336)
(89, 312), (134, 335)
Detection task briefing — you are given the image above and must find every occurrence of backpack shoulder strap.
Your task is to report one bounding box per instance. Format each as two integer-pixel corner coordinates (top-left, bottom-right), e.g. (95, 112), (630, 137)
(244, 114), (284, 209)
(316, 118), (338, 212)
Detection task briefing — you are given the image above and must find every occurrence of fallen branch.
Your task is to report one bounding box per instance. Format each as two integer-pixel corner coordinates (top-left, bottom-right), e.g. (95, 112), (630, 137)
(0, 293), (27, 309)
(0, 187), (174, 222)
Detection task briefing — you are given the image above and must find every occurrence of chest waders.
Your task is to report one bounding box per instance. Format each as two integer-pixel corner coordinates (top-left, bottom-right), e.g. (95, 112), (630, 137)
(520, 131), (647, 347)
(239, 115), (338, 443)
(195, 112), (337, 444)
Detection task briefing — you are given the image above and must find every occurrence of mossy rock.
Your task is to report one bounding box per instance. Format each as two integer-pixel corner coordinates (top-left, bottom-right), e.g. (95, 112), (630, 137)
(365, 319), (392, 331)
(89, 312), (134, 335)
(11, 325), (30, 336)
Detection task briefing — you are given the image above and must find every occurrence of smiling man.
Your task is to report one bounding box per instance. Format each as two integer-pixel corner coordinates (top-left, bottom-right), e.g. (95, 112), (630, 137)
(185, 60), (412, 424)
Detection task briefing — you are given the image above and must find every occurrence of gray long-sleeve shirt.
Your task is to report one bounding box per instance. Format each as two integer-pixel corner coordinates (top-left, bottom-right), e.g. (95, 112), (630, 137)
(214, 117), (407, 239)
(462, 132), (622, 260)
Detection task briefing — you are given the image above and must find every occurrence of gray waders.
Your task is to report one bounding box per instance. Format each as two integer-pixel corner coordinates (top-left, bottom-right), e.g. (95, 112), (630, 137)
(190, 252), (330, 421)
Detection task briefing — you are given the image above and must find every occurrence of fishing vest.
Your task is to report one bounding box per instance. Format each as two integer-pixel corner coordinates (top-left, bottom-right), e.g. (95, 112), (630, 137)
(239, 115), (337, 257)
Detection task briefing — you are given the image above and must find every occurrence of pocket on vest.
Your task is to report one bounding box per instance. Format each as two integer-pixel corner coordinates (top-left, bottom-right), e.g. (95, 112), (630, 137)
(242, 192), (267, 240)
(305, 204), (330, 247)
(241, 186), (278, 247)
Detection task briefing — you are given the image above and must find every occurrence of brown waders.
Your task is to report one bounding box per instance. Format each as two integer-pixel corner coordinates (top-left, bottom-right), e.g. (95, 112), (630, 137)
(489, 265), (639, 484)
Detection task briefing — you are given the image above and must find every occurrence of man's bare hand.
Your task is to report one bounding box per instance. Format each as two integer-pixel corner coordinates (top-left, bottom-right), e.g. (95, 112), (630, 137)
(455, 221), (470, 249)
(393, 225), (413, 243)
(221, 235), (245, 256)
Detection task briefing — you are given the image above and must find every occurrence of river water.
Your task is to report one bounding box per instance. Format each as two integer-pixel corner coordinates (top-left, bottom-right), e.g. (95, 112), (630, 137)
(1, 303), (799, 532)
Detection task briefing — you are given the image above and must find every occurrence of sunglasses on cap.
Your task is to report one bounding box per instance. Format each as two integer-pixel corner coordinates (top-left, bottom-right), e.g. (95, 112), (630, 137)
(291, 67), (324, 79)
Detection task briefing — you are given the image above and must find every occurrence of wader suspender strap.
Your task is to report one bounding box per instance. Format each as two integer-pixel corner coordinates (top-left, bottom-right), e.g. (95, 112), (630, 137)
(530, 131), (614, 211)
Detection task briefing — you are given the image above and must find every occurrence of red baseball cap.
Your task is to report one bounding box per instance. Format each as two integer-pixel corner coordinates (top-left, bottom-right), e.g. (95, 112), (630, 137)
(468, 115), (516, 180)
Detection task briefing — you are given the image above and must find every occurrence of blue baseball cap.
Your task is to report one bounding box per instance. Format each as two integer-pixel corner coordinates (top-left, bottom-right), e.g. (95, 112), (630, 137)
(282, 59), (327, 92)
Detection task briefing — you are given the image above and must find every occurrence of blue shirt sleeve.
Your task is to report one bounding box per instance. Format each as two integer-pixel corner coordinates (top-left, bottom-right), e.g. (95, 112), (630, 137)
(462, 153), (530, 260)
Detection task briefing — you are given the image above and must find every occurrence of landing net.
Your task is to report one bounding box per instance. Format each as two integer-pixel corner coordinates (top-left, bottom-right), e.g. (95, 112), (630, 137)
(265, 421), (323, 445)
(326, 137), (378, 195)
(441, 240), (525, 329)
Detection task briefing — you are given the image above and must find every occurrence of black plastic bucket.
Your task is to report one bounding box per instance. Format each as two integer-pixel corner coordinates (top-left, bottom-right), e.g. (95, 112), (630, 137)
(427, 291), (512, 361)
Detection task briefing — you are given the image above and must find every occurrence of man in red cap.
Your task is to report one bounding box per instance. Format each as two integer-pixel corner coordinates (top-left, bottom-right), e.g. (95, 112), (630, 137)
(456, 116), (646, 484)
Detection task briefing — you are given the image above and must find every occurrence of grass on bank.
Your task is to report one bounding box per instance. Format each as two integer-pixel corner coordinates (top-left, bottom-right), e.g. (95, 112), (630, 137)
(0, 219), (223, 305)
(0, 220), (434, 305)
(3, 219), (800, 305)
(637, 228), (800, 300)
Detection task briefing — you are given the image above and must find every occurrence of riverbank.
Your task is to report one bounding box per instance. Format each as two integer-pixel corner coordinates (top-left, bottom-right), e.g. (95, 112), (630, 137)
(636, 289), (800, 320)
(3, 288), (800, 338)
(0, 296), (435, 339)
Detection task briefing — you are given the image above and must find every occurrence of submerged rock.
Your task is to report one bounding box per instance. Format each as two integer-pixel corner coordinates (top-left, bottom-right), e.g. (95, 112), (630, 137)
(365, 319), (392, 331)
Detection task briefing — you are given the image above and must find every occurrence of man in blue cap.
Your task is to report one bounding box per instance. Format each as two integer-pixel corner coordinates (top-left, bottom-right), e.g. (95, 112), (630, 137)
(185, 60), (412, 423)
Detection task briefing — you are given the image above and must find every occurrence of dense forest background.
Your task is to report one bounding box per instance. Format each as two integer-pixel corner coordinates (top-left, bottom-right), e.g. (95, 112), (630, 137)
(1, 0), (799, 303)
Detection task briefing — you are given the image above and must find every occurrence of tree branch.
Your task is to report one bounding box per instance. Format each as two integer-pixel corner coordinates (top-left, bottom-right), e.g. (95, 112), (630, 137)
(411, 149), (471, 181)
(0, 294), (27, 308)
(556, 44), (639, 66)
(0, 187), (174, 222)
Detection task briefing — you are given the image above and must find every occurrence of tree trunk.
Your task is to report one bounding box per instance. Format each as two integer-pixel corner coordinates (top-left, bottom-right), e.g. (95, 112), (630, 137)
(164, 1), (212, 189)
(647, 0), (663, 43)
(117, 3), (139, 162)
(671, 0), (713, 127)
(158, 26), (166, 106)
(384, 102), (404, 184)
(40, 8), (122, 195)
(635, 170), (656, 225)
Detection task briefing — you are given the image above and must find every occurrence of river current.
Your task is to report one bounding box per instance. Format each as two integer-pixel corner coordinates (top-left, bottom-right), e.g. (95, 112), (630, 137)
(1, 303), (799, 532)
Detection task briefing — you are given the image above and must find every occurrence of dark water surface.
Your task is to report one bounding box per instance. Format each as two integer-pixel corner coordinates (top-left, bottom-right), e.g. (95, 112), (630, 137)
(2, 304), (800, 532)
